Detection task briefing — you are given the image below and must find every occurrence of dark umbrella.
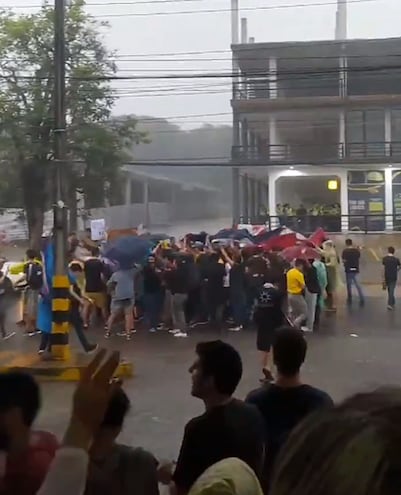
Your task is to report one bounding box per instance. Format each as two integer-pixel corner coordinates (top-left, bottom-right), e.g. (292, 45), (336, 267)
(104, 236), (152, 269)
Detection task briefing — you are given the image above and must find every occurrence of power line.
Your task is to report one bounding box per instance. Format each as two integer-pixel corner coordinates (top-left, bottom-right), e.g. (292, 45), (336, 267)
(93, 0), (381, 18)
(5, 0), (382, 17)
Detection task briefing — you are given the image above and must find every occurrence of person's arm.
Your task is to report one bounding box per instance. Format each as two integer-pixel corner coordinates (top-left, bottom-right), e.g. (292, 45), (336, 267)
(38, 349), (120, 495)
(69, 285), (86, 305)
(298, 271), (305, 290)
(220, 247), (234, 267)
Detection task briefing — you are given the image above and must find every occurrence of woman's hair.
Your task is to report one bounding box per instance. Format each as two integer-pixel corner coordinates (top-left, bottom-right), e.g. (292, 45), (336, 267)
(270, 388), (401, 495)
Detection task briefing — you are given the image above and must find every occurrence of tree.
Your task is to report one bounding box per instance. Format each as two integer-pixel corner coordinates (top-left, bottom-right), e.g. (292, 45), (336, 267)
(0, 0), (145, 247)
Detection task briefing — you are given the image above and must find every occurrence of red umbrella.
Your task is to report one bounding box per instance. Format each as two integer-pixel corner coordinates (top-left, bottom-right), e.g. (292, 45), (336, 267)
(280, 245), (321, 262)
(308, 228), (327, 247)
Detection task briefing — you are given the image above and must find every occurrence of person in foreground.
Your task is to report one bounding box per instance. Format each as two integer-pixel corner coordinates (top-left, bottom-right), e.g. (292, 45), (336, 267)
(85, 387), (159, 495)
(160, 340), (265, 495)
(188, 457), (263, 495)
(246, 327), (333, 490)
(0, 372), (59, 494)
(37, 349), (121, 495)
(270, 388), (401, 495)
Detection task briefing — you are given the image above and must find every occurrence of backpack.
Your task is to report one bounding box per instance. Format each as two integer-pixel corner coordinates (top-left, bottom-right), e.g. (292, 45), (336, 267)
(25, 262), (43, 290)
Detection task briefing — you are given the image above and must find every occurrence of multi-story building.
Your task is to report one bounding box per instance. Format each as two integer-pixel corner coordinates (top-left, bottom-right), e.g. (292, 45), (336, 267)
(231, 7), (401, 232)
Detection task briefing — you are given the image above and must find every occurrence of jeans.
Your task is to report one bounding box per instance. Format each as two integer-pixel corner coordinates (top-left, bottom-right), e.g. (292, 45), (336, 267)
(171, 293), (188, 331)
(304, 289), (318, 331)
(288, 294), (307, 327)
(386, 280), (396, 307)
(70, 313), (93, 352)
(230, 288), (247, 327)
(345, 272), (365, 303)
(143, 291), (164, 329)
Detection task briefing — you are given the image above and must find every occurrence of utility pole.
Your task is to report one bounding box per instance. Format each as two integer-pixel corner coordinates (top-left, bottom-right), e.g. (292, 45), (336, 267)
(51, 0), (70, 360)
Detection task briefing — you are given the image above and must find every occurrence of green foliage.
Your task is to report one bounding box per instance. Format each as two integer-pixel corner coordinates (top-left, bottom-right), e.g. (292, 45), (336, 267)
(0, 0), (146, 245)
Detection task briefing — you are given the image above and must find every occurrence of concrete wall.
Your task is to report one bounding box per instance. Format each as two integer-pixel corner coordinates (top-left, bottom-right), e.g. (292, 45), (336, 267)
(90, 203), (171, 229)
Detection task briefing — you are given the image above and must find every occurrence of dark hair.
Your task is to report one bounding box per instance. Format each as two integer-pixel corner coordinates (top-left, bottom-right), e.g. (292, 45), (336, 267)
(345, 238), (353, 246)
(69, 262), (83, 272)
(196, 340), (243, 395)
(273, 327), (307, 376)
(26, 249), (37, 260)
(294, 258), (304, 268)
(0, 372), (40, 426)
(101, 388), (130, 429)
(91, 247), (100, 257)
(388, 246), (395, 254)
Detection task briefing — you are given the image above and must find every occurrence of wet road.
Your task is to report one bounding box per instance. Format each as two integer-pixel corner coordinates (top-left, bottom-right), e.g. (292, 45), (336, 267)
(3, 286), (401, 461)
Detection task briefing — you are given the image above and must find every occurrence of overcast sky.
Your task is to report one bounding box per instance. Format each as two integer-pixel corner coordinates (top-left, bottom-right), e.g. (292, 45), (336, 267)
(6, 0), (401, 127)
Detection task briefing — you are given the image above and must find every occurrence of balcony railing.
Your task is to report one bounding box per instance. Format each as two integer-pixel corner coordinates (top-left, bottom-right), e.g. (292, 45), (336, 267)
(241, 215), (394, 234)
(232, 141), (401, 164)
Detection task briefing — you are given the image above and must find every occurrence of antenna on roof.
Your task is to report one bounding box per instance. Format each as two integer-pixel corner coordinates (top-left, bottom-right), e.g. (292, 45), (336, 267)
(335, 0), (347, 40)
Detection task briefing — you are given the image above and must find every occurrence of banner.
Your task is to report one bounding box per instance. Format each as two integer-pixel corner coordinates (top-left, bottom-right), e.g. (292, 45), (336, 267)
(90, 218), (106, 241)
(347, 171), (385, 231)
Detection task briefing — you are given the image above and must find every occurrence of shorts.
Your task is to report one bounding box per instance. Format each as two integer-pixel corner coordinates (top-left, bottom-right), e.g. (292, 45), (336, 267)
(254, 308), (283, 353)
(111, 298), (134, 315)
(86, 292), (107, 310)
(25, 289), (39, 319)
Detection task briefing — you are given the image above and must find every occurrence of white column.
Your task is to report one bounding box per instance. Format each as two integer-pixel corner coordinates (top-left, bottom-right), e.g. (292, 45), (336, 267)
(269, 116), (278, 160)
(268, 57), (278, 99)
(339, 110), (346, 158)
(339, 170), (349, 232)
(125, 177), (131, 205)
(385, 108), (392, 157)
(385, 167), (393, 231)
(268, 173), (279, 228)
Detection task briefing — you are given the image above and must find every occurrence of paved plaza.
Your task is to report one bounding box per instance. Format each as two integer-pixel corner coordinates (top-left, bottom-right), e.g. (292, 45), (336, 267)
(0, 286), (398, 461)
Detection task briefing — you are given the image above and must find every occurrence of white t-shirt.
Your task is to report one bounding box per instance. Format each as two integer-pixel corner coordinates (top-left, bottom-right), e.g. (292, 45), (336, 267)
(223, 263), (231, 288)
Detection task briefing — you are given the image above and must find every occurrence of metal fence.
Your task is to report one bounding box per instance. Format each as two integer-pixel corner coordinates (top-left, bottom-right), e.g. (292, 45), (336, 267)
(239, 214), (401, 234)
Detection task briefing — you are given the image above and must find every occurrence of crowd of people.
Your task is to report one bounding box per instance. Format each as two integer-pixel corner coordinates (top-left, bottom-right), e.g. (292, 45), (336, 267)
(2, 230), (390, 383)
(0, 334), (399, 495)
(0, 228), (399, 494)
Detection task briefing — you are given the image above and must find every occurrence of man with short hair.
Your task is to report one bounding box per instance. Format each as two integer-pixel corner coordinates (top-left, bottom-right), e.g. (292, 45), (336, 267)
(0, 372), (59, 494)
(286, 259), (307, 328)
(164, 341), (265, 495)
(86, 387), (159, 495)
(342, 238), (364, 306)
(382, 246), (401, 310)
(246, 327), (333, 490)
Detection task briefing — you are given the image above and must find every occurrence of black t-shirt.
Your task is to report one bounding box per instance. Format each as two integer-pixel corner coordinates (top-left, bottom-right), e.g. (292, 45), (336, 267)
(143, 265), (162, 293)
(382, 255), (400, 283)
(342, 247), (361, 273)
(84, 258), (106, 293)
(246, 384), (333, 486)
(304, 265), (320, 294)
(173, 399), (265, 492)
(230, 263), (246, 290)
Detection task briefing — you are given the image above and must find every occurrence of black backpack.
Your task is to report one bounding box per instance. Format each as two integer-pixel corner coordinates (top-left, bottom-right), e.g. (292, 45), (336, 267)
(25, 262), (43, 290)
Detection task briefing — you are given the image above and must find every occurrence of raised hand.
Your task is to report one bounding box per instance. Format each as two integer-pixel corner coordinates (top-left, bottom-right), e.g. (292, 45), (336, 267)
(63, 349), (121, 450)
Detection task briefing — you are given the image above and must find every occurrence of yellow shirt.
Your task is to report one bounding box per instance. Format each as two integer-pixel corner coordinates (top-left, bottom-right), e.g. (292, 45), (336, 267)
(287, 267), (305, 295)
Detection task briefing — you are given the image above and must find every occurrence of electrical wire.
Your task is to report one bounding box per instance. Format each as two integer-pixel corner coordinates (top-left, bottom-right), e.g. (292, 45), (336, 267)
(4, 0), (382, 17)
(92, 0), (382, 18)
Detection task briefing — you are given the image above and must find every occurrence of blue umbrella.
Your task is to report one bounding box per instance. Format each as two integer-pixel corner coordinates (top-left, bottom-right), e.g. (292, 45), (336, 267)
(104, 236), (152, 269)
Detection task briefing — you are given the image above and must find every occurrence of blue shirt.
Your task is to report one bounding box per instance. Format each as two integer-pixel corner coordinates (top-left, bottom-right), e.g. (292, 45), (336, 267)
(109, 269), (135, 301)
